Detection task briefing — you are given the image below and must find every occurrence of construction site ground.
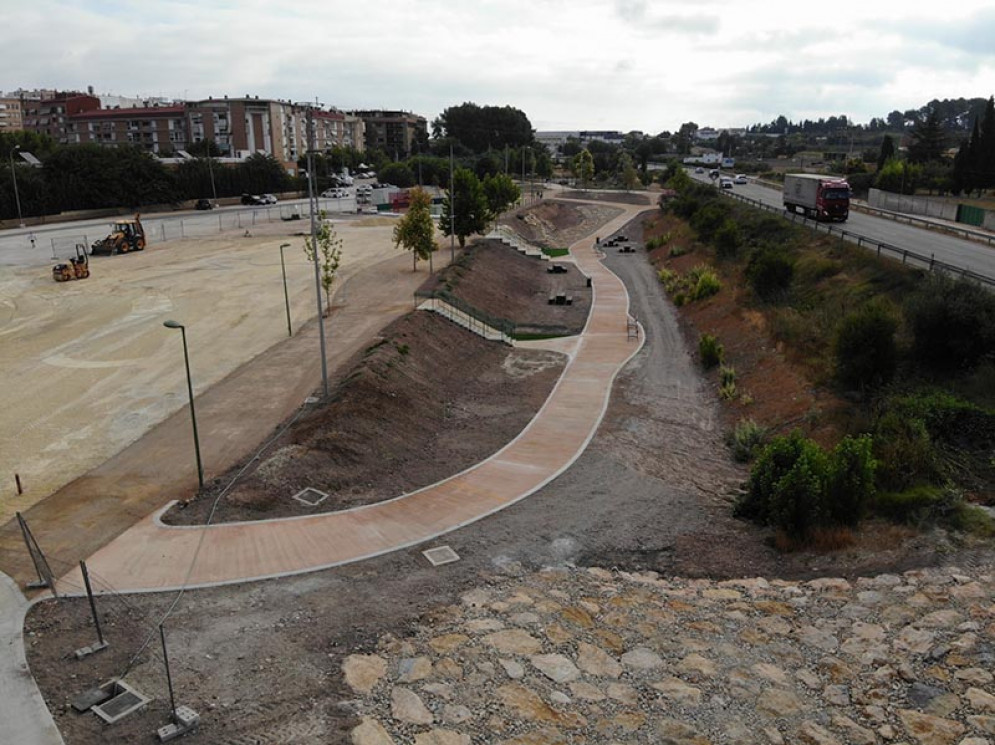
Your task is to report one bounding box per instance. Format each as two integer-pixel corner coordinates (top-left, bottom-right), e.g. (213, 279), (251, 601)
(13, 195), (995, 744)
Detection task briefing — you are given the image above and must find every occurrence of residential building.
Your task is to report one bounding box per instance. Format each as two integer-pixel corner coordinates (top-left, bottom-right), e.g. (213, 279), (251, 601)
(350, 110), (427, 158)
(0, 97), (23, 131)
(21, 92), (101, 142)
(67, 104), (188, 152)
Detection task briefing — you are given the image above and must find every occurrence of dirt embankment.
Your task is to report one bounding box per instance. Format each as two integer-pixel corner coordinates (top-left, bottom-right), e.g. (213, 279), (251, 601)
(166, 311), (566, 524)
(559, 190), (653, 206)
(424, 239), (592, 336)
(501, 200), (624, 249)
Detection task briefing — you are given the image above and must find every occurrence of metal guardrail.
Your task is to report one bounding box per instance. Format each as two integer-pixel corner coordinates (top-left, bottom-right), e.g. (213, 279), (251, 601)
(721, 191), (995, 289)
(414, 288), (578, 341)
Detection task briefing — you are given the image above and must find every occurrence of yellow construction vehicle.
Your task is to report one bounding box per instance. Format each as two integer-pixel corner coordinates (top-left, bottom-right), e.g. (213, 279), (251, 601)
(53, 244), (91, 282)
(90, 214), (146, 256)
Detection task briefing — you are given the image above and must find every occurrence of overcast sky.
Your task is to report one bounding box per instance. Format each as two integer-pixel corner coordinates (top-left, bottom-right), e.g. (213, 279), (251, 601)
(5, 0), (995, 134)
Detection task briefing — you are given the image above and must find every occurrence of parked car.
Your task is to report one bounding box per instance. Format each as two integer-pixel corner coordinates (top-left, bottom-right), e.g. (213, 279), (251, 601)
(241, 193), (265, 205)
(321, 188), (348, 199)
(694, 167), (704, 174)
(734, 174), (748, 185)
(719, 177), (734, 189)
(195, 198), (214, 210)
(260, 193), (278, 204)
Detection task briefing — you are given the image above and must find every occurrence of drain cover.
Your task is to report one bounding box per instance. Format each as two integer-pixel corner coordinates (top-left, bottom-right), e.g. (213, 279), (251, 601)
(91, 680), (151, 724)
(292, 487), (328, 506)
(422, 546), (460, 566)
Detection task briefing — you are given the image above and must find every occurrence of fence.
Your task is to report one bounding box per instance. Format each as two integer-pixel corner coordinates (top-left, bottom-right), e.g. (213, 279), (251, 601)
(721, 191), (995, 289)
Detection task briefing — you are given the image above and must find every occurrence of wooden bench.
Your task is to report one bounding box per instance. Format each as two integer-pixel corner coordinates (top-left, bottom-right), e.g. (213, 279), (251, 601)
(547, 263), (568, 274)
(548, 293), (573, 306)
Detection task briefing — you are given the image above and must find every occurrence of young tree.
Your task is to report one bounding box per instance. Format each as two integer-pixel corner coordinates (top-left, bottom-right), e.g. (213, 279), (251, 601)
(907, 109), (946, 164)
(482, 172), (520, 216)
(441, 167), (490, 248)
(876, 134), (895, 170)
(618, 152), (640, 191)
(393, 187), (437, 271)
(571, 149), (594, 189)
(303, 212), (343, 316)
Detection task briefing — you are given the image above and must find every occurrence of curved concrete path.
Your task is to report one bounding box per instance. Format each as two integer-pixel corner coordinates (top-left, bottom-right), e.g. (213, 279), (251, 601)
(0, 572), (64, 744)
(58, 202), (650, 595)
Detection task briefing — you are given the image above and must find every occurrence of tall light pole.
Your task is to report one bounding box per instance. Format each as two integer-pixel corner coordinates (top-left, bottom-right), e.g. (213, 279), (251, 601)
(449, 143), (455, 263)
(9, 145), (24, 228)
(206, 144), (218, 207)
(279, 242), (292, 337)
(305, 105), (330, 397)
(163, 320), (204, 490)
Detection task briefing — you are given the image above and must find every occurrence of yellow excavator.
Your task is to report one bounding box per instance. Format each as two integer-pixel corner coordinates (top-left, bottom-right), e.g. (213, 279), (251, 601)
(90, 214), (146, 256)
(52, 244), (91, 282)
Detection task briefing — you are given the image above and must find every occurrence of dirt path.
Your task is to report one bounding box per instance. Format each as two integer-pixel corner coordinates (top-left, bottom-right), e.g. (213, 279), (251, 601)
(0, 246), (436, 587)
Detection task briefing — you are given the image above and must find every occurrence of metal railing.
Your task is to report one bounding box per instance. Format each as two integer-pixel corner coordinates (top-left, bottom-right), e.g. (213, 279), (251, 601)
(721, 191), (995, 288)
(852, 203), (995, 247)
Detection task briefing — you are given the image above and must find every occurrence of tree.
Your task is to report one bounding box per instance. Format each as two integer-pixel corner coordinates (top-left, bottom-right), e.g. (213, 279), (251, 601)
(441, 167), (490, 248)
(378, 162), (415, 188)
(186, 139), (222, 157)
(907, 109), (946, 164)
(618, 152), (640, 191)
(571, 149), (594, 189)
(482, 172), (520, 216)
(978, 96), (995, 191)
(877, 135), (895, 170)
(303, 212), (343, 315)
(393, 187), (437, 271)
(431, 102), (534, 153)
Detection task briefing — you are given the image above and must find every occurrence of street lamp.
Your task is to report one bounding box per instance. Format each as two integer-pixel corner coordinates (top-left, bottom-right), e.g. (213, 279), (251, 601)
(279, 243), (292, 337)
(9, 145), (24, 228)
(163, 320), (204, 490)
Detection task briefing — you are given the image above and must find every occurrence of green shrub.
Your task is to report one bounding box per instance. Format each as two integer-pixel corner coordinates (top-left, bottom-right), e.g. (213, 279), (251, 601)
(728, 418), (768, 462)
(687, 264), (721, 300)
(699, 333), (724, 369)
(834, 301), (898, 391)
(738, 431), (877, 539)
(690, 201), (733, 241)
(720, 381), (738, 400)
(668, 244), (689, 258)
(872, 411), (944, 491)
(825, 435), (876, 526)
(719, 365), (736, 387)
(905, 274), (995, 371)
(714, 220), (742, 259)
(747, 248), (794, 301)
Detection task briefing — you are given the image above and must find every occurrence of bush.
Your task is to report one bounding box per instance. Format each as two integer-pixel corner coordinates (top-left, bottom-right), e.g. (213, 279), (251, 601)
(728, 418), (768, 462)
(738, 431), (877, 540)
(905, 274), (995, 371)
(690, 201), (732, 241)
(699, 333), (724, 369)
(874, 484), (953, 525)
(825, 434), (876, 526)
(872, 410), (944, 491)
(747, 248), (794, 301)
(714, 220), (742, 259)
(687, 264), (721, 300)
(834, 301), (898, 391)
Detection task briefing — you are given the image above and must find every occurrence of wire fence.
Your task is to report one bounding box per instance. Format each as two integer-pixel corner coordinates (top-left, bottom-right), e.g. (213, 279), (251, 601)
(722, 191), (995, 288)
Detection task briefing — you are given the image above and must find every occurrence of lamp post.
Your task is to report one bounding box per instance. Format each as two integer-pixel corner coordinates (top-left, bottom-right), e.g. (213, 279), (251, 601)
(163, 320), (204, 490)
(9, 145), (24, 228)
(279, 243), (292, 337)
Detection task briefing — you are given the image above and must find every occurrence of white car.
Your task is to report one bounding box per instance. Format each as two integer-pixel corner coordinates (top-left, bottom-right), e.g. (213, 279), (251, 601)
(320, 189), (348, 199)
(719, 177), (734, 189)
(734, 174), (748, 185)
(260, 193), (278, 204)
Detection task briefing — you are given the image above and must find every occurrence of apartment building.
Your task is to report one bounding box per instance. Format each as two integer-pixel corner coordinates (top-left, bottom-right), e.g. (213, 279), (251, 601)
(67, 104), (188, 152)
(21, 92), (101, 142)
(0, 97), (23, 131)
(350, 110), (427, 158)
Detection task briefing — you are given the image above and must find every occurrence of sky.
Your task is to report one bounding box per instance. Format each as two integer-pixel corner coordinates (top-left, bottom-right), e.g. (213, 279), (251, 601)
(4, 0), (995, 134)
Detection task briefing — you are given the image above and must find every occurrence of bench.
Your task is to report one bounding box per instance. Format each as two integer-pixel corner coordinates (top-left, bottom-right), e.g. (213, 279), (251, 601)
(619, 245), (636, 253)
(547, 263), (568, 274)
(548, 293), (573, 306)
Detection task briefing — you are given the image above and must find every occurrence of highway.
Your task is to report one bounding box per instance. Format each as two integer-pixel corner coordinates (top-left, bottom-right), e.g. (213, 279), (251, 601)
(693, 173), (995, 280)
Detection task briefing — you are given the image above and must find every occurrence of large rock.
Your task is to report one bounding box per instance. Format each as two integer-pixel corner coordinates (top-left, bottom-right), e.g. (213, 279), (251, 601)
(897, 709), (965, 744)
(351, 717), (395, 745)
(391, 686), (434, 725)
(576, 642), (622, 678)
(620, 647), (664, 671)
(530, 653), (581, 683)
(484, 630), (543, 655)
(343, 654), (388, 694)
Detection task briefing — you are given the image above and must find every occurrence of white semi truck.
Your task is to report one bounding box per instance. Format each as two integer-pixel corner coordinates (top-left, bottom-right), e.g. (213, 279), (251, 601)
(783, 174), (850, 222)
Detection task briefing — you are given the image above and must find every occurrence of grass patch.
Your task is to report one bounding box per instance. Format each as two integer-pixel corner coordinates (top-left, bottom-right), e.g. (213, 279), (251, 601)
(542, 247), (570, 258)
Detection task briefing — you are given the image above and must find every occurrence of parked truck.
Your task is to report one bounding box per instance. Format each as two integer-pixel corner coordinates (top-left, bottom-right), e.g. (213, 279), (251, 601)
(783, 174), (850, 222)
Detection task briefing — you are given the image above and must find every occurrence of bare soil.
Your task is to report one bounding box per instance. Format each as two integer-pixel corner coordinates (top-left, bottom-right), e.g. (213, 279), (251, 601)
(558, 190), (653, 206)
(500, 200), (624, 249)
(23, 202), (993, 745)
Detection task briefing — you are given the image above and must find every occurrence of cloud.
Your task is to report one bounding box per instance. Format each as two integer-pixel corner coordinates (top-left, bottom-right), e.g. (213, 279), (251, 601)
(614, 0), (719, 34)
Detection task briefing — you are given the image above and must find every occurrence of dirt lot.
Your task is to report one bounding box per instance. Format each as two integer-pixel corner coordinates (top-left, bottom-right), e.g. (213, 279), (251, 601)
(0, 216), (409, 525)
(23, 200), (994, 745)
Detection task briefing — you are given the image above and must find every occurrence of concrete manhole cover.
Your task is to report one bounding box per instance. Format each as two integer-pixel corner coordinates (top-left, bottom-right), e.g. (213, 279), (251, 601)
(422, 546), (460, 566)
(292, 487), (328, 506)
(91, 680), (151, 724)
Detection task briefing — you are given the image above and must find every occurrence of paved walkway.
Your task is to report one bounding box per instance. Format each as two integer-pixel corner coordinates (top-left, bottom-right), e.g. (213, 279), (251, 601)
(0, 572), (64, 745)
(57, 203), (650, 594)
